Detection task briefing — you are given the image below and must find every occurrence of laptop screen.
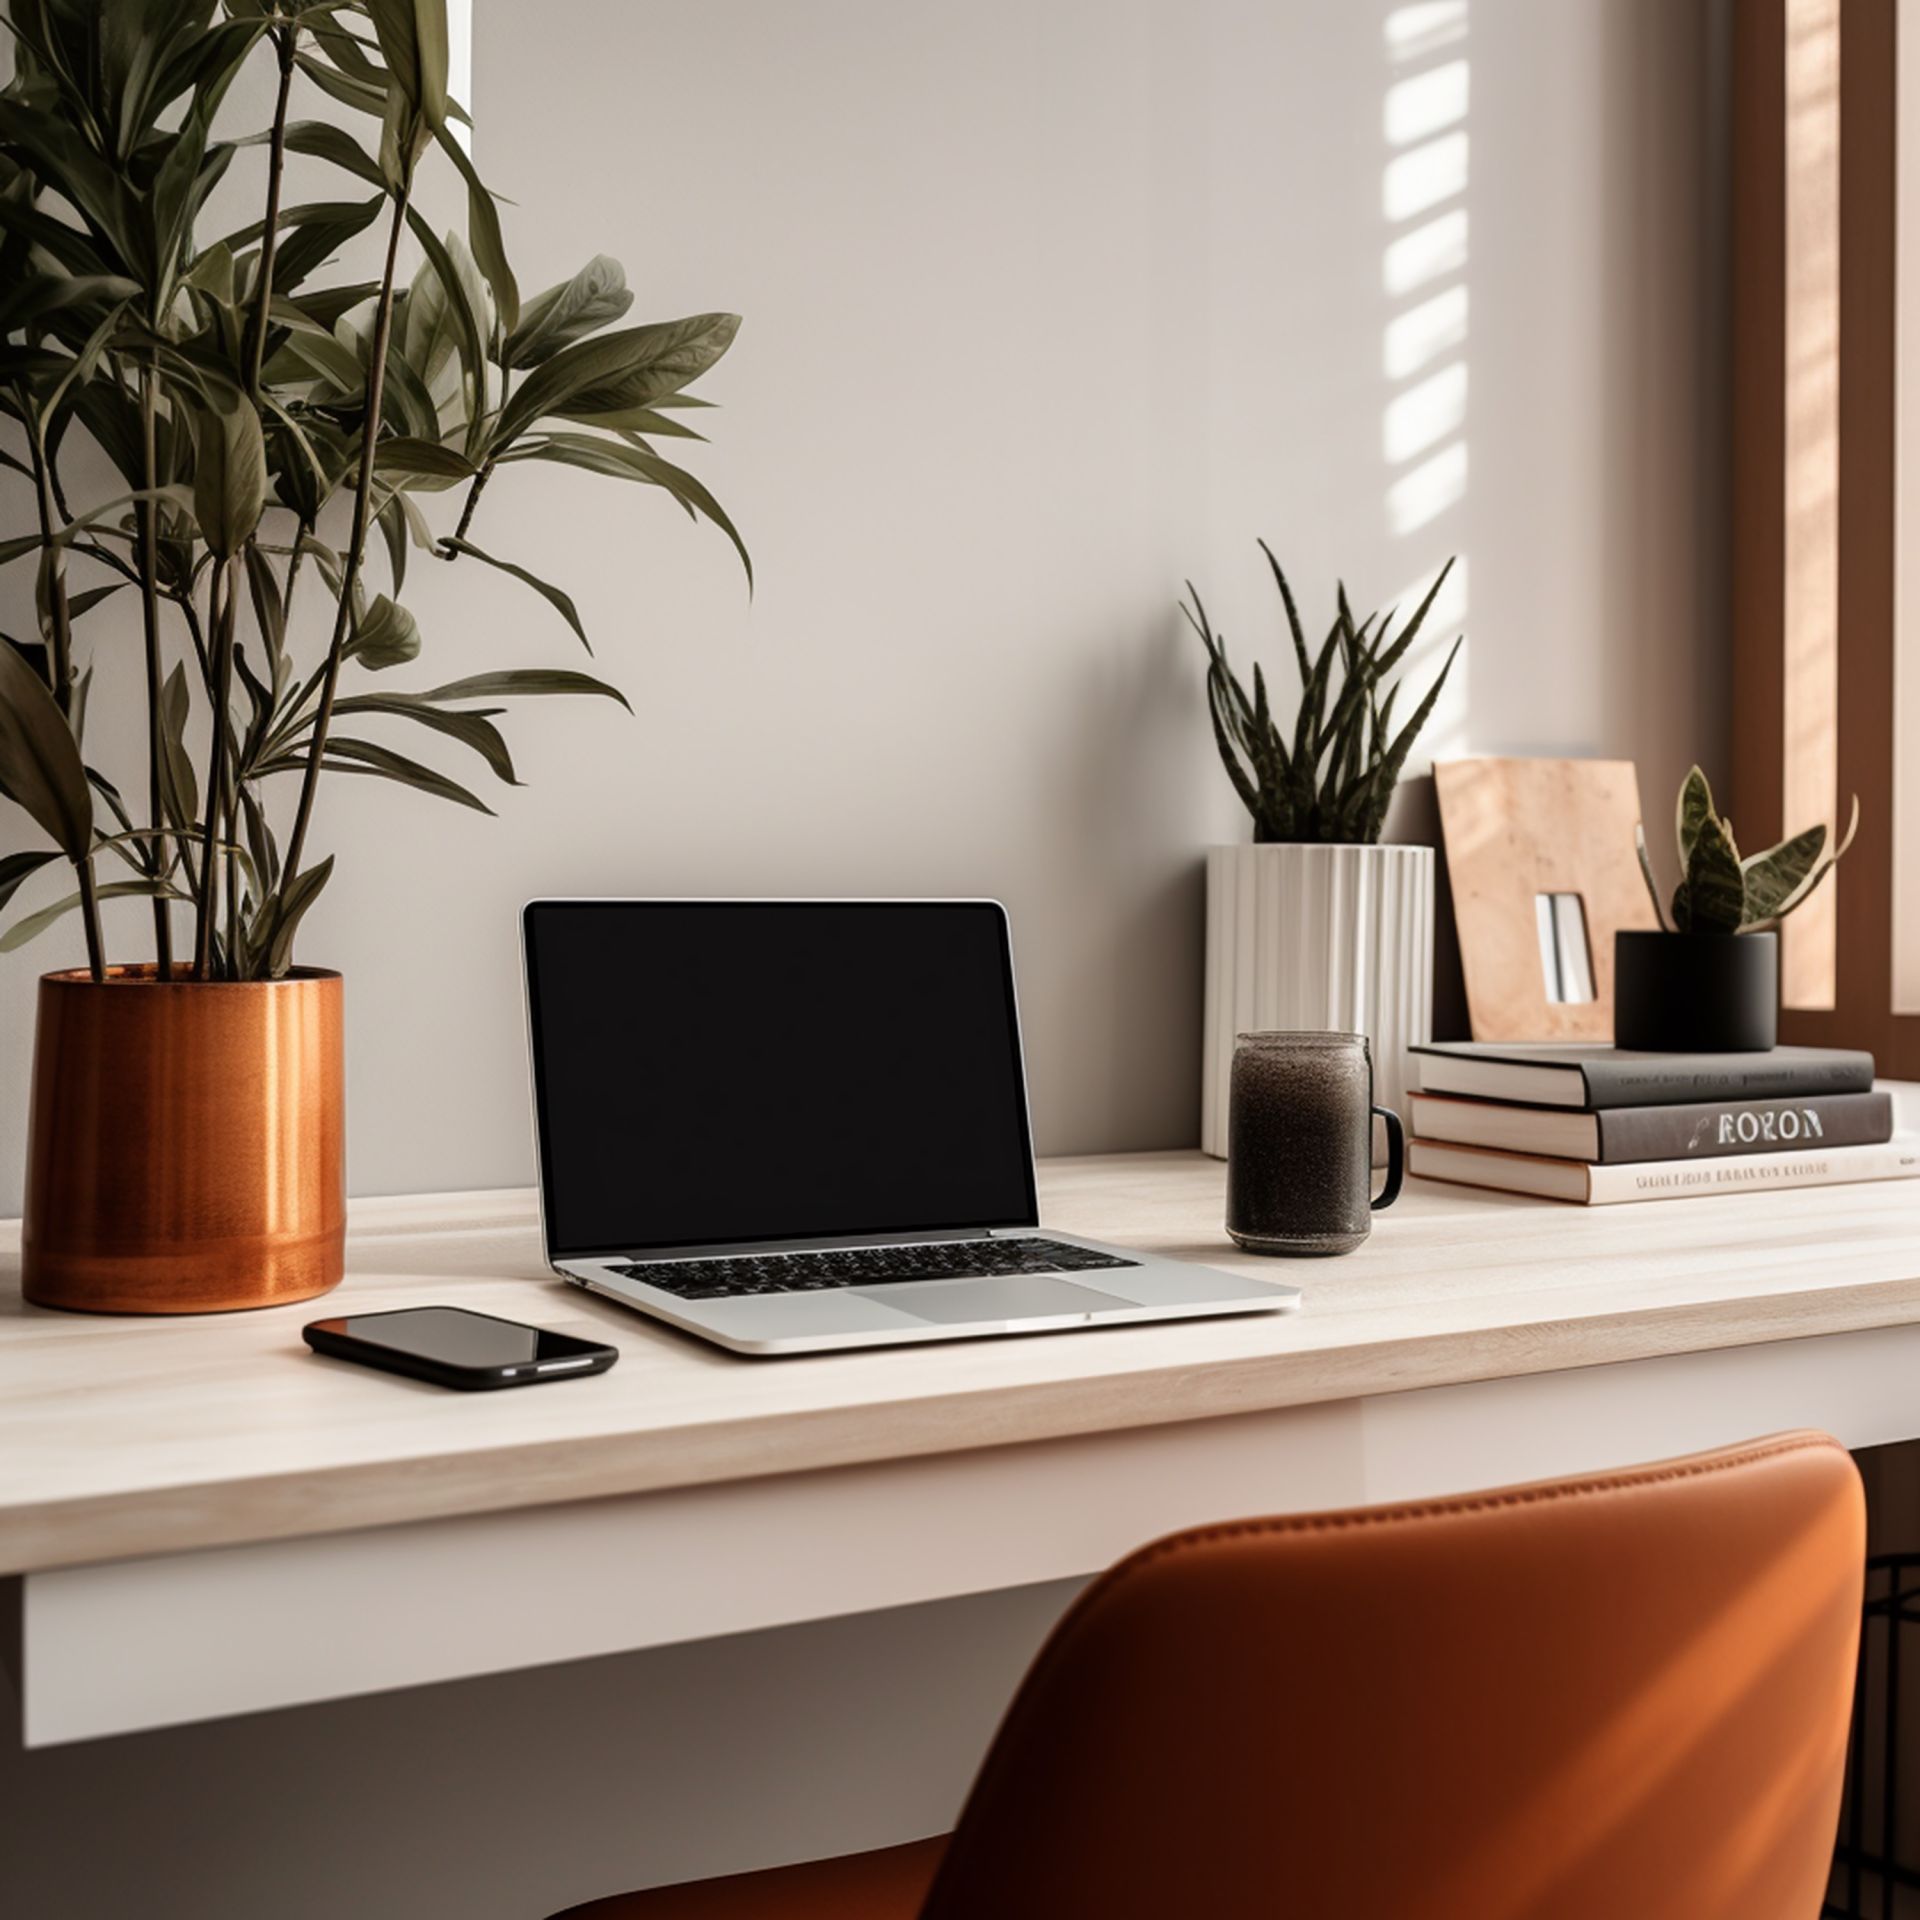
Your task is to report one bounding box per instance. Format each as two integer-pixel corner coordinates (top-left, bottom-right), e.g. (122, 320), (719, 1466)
(523, 900), (1040, 1256)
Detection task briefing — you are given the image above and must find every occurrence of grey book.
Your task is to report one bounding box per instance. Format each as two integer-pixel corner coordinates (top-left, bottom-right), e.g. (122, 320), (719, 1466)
(1409, 1042), (1876, 1111)
(1409, 1089), (1894, 1164)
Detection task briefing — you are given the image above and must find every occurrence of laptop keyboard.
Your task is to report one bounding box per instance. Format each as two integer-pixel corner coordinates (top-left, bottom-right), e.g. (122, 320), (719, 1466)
(612, 1238), (1139, 1302)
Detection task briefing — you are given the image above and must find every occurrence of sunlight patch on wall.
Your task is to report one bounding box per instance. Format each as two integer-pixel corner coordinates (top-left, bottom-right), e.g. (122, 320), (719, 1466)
(1384, 363), (1467, 466)
(1384, 132), (1469, 221)
(1384, 285), (1468, 380)
(1384, 209), (1468, 296)
(1382, 3), (1471, 766)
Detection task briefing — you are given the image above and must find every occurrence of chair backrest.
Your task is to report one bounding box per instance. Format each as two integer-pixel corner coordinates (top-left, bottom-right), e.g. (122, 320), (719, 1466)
(920, 1432), (1864, 1920)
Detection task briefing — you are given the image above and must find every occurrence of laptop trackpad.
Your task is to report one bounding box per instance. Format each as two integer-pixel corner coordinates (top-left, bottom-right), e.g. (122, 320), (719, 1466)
(854, 1274), (1135, 1326)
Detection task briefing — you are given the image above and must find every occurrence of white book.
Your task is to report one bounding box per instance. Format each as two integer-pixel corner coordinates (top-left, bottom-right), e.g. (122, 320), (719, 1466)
(1408, 1134), (1920, 1204)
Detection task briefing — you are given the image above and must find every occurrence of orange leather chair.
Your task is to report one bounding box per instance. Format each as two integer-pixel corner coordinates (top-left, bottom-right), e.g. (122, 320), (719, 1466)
(551, 1431), (1864, 1920)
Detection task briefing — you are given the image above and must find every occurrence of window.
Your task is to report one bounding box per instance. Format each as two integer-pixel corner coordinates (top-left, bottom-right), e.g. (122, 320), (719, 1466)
(1733, 0), (1919, 1067)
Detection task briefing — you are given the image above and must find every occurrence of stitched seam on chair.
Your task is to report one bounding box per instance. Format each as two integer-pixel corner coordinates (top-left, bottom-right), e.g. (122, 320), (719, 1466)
(1117, 1432), (1844, 1576)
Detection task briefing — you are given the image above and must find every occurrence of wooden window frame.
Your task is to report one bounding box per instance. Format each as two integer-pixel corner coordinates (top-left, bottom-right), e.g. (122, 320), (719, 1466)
(1733, 0), (1915, 1066)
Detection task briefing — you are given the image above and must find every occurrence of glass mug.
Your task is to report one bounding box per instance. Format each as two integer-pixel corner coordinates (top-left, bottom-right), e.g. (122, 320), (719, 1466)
(1225, 1031), (1406, 1255)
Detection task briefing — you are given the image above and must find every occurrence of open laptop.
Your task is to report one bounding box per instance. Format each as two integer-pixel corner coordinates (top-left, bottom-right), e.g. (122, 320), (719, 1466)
(522, 899), (1300, 1355)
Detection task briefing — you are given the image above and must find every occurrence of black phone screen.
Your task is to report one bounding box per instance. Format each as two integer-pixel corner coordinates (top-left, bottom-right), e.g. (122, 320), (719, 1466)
(304, 1307), (615, 1384)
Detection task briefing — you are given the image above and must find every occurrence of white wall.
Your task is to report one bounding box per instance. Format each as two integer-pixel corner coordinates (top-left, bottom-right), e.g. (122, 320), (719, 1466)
(0, 0), (1726, 1215)
(0, 7), (1731, 1918)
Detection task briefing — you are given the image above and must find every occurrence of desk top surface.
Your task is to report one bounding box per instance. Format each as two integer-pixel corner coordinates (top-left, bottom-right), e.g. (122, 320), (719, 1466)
(7, 1151), (1920, 1574)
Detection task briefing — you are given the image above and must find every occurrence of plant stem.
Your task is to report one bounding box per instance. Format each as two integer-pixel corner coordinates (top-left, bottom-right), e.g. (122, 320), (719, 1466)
(75, 856), (104, 980)
(279, 177), (412, 897)
(193, 559), (238, 980)
(26, 404), (105, 982)
(245, 28), (297, 400)
(224, 776), (239, 976)
(284, 517), (311, 611)
(449, 458), (495, 547)
(18, 397), (61, 701)
(138, 365), (173, 974)
(174, 577), (213, 688)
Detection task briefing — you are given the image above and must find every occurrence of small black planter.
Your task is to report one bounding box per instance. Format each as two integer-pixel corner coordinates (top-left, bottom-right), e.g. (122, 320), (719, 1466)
(1613, 929), (1779, 1052)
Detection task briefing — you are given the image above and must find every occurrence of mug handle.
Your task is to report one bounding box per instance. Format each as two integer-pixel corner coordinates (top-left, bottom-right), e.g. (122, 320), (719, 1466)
(1371, 1105), (1406, 1211)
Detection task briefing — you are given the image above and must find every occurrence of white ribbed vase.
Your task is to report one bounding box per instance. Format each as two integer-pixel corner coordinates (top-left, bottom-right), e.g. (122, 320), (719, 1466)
(1201, 843), (1434, 1159)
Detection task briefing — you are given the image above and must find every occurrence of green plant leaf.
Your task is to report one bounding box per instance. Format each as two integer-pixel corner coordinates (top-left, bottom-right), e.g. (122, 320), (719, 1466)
(1746, 792), (1862, 929)
(184, 239), (236, 306)
(66, 582), (126, 623)
(330, 694), (518, 783)
(0, 98), (140, 274)
(578, 405), (707, 441)
(439, 536), (589, 648)
(292, 47), (388, 121)
(0, 198), (113, 277)
(263, 852), (333, 978)
(241, 118), (386, 190)
(0, 878), (185, 953)
(491, 313), (739, 449)
(239, 781), (280, 901)
(374, 435), (476, 480)
(1183, 585), (1281, 834)
(1315, 560), (1453, 765)
(1634, 824), (1671, 931)
(1675, 765), (1715, 876)
(0, 638), (92, 857)
(346, 593), (421, 669)
(409, 668), (632, 710)
(507, 434), (750, 584)
(1256, 540), (1313, 687)
(243, 537), (285, 653)
(368, 0), (450, 130)
(1738, 822), (1826, 925)
(378, 329), (441, 441)
(270, 192), (388, 298)
(158, 660), (198, 831)
(0, 270), (139, 336)
(503, 255), (632, 369)
(276, 322), (367, 395)
(88, 766), (136, 839)
(277, 736), (494, 813)
(403, 214), (488, 443)
(0, 847), (58, 916)
(1357, 635), (1461, 840)
(432, 123), (518, 335)
(189, 387), (267, 556)
(150, 98), (227, 290)
(375, 493), (410, 597)
(1680, 814), (1745, 934)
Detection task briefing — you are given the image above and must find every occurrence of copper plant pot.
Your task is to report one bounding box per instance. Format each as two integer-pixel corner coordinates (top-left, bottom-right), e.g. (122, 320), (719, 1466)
(22, 965), (345, 1314)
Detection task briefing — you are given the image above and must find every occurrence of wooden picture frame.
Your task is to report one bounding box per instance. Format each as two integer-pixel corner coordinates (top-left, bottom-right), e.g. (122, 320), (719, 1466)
(1433, 757), (1658, 1044)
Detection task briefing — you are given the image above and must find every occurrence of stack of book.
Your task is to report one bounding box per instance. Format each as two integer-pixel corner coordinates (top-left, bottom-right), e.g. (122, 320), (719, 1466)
(1406, 1043), (1916, 1204)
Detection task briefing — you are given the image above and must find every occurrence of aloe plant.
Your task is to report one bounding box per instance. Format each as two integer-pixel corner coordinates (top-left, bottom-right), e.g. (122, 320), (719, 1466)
(1636, 766), (1859, 934)
(0, 0), (747, 983)
(1182, 542), (1462, 844)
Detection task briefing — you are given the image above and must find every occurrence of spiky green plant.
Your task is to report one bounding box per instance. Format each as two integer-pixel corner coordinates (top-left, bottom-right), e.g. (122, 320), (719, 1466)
(0, 0), (748, 983)
(1636, 765), (1860, 934)
(1182, 542), (1462, 845)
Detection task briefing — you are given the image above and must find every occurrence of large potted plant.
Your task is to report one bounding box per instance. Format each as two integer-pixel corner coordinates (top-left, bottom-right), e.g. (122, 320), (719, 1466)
(1186, 544), (1461, 1157)
(1621, 766), (1857, 1052)
(0, 0), (746, 1312)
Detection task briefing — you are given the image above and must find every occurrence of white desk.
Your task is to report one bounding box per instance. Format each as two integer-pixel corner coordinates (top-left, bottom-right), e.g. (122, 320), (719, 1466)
(8, 1148), (1920, 1746)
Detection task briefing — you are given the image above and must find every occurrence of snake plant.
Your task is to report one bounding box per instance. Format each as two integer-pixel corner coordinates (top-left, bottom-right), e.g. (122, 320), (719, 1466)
(1183, 542), (1462, 844)
(1636, 766), (1859, 934)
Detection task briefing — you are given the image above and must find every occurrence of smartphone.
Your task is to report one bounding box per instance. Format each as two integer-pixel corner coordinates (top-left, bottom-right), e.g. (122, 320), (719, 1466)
(302, 1306), (619, 1391)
